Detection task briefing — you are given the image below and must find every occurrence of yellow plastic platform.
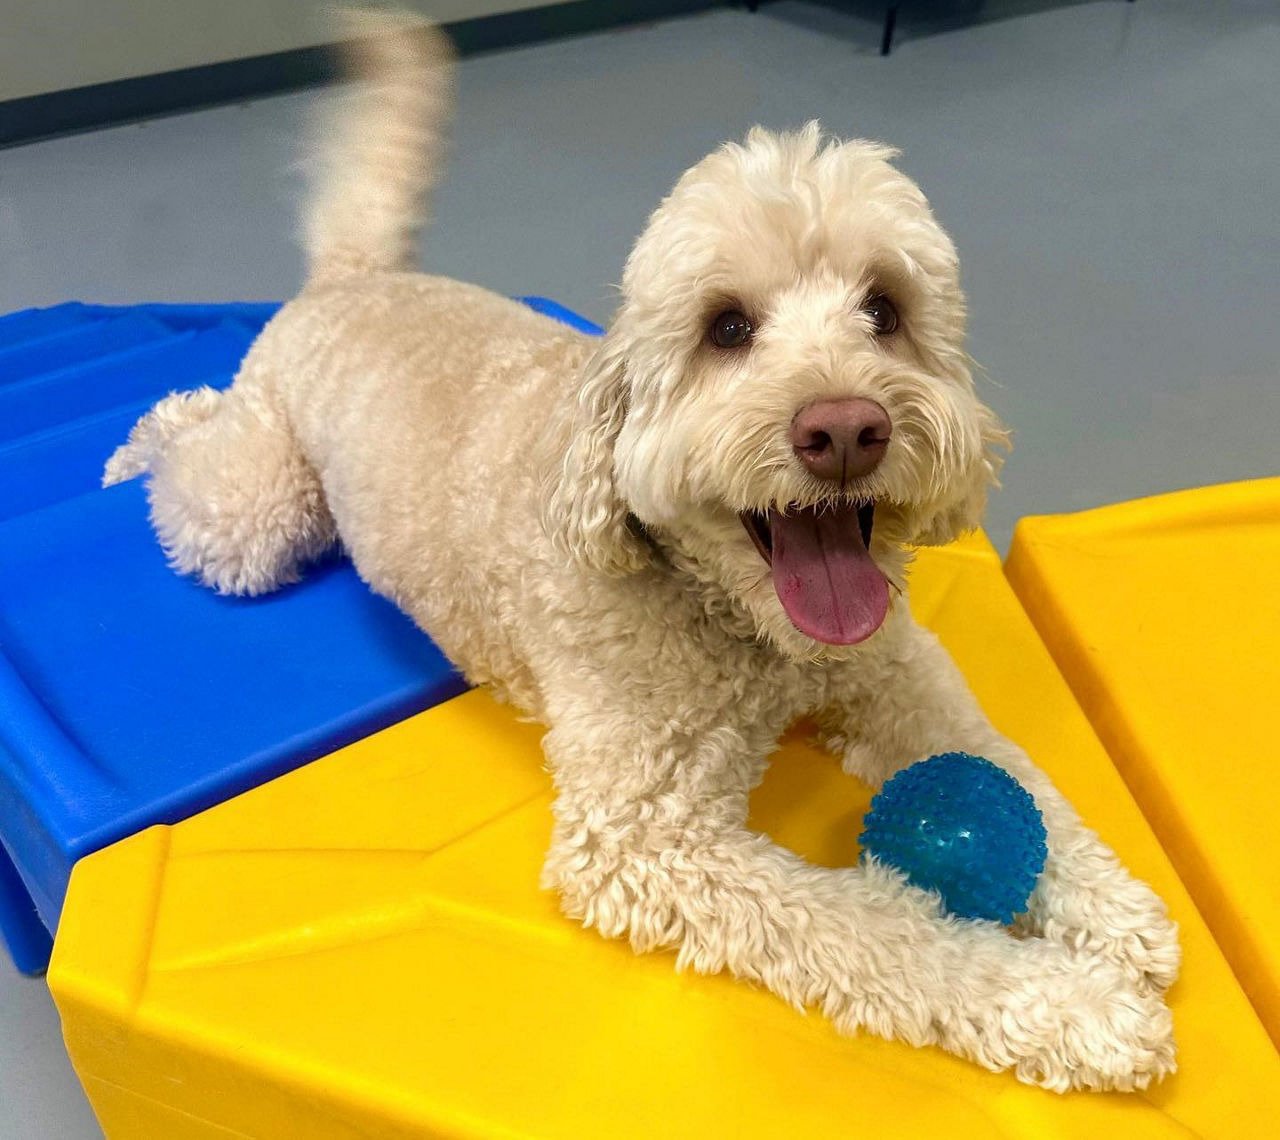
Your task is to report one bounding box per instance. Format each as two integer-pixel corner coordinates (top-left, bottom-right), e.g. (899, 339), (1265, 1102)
(50, 532), (1279, 1139)
(1006, 478), (1280, 1048)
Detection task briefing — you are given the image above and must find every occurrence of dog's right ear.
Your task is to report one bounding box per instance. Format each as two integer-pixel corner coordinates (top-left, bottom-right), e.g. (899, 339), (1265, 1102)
(542, 331), (651, 576)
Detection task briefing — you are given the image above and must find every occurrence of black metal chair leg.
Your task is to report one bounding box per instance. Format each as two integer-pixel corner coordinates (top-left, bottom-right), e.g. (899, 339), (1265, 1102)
(881, 2), (901, 56)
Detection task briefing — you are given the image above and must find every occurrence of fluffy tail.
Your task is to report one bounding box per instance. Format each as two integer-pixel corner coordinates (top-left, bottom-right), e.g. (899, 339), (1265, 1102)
(304, 8), (456, 285)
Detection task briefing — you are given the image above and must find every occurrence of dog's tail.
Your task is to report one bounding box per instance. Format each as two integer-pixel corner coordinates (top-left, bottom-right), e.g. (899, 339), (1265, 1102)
(304, 8), (456, 285)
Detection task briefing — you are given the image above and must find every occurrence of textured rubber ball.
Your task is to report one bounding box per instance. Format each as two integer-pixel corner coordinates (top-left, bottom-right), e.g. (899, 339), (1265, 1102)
(858, 752), (1048, 923)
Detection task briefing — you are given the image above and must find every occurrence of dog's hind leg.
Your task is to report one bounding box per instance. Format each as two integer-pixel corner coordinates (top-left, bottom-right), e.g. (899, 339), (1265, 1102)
(104, 386), (224, 486)
(106, 371), (336, 596)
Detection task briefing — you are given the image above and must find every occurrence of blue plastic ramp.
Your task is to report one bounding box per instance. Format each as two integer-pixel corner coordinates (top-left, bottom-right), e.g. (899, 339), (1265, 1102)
(0, 297), (601, 973)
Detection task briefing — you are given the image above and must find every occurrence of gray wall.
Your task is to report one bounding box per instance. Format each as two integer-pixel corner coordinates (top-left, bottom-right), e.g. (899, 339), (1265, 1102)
(0, 1), (545, 101)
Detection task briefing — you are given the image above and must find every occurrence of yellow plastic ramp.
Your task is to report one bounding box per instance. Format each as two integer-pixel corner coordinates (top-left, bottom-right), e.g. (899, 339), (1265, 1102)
(51, 532), (1278, 1139)
(1006, 478), (1280, 1046)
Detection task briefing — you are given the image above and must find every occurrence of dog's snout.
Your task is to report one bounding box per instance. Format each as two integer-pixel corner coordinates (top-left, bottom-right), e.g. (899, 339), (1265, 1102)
(790, 398), (891, 482)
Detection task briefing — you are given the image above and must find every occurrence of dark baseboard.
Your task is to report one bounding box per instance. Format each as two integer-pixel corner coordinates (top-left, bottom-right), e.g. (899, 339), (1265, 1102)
(0, 46), (338, 149)
(447, 0), (724, 54)
(0, 0), (726, 149)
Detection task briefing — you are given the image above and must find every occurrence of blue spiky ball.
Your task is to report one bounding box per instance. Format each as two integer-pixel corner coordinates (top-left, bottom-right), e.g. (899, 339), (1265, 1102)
(858, 753), (1047, 923)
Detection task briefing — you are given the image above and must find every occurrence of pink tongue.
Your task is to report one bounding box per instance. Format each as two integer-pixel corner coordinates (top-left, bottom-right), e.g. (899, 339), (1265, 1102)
(769, 505), (889, 645)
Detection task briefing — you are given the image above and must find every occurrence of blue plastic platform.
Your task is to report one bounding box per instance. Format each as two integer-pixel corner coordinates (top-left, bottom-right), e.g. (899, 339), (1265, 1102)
(0, 296), (602, 974)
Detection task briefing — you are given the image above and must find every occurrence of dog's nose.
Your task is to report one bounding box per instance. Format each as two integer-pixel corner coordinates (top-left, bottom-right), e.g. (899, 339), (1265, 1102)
(790, 398), (892, 482)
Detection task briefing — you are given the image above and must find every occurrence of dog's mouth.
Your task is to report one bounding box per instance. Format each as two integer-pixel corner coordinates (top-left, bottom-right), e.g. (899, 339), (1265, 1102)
(740, 501), (889, 646)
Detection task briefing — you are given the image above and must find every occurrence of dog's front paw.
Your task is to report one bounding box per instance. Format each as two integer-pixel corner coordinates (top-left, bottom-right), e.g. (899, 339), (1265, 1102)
(995, 956), (1177, 1092)
(1033, 906), (1181, 996)
(824, 913), (1176, 1093)
(1020, 848), (1181, 993)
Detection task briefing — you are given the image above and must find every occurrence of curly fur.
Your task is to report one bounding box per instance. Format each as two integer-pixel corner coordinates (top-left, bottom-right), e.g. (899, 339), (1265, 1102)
(106, 9), (1179, 1091)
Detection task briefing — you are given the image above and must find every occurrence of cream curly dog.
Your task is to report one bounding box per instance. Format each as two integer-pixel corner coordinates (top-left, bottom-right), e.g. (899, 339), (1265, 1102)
(106, 11), (1179, 1091)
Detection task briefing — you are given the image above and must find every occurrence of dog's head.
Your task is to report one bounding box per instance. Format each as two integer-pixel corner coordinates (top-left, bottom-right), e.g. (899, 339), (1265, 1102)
(546, 124), (1007, 660)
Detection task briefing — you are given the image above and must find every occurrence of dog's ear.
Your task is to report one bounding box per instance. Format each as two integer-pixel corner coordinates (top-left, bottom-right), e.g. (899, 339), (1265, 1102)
(542, 331), (651, 575)
(915, 400), (1010, 546)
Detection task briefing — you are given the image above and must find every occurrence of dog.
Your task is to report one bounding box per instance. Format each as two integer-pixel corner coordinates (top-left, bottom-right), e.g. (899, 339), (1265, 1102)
(106, 9), (1179, 1091)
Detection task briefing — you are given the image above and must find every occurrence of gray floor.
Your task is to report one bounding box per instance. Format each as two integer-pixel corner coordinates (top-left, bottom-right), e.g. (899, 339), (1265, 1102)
(2, 2), (1278, 1136)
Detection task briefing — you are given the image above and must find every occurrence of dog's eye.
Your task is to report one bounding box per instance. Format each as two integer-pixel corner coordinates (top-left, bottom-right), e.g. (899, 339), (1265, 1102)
(862, 294), (899, 335)
(710, 310), (754, 349)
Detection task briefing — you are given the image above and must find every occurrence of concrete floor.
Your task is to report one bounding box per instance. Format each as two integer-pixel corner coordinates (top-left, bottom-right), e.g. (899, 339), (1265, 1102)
(1, 1), (1278, 1135)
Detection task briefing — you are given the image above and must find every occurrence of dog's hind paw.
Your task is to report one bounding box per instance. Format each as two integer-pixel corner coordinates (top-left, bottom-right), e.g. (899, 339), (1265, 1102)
(103, 387), (225, 487)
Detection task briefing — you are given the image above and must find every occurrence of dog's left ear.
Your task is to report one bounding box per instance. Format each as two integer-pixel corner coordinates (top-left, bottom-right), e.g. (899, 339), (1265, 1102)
(542, 331), (651, 575)
(916, 399), (1010, 545)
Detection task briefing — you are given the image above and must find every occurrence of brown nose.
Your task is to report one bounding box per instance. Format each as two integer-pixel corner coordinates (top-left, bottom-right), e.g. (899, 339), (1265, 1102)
(790, 398), (892, 482)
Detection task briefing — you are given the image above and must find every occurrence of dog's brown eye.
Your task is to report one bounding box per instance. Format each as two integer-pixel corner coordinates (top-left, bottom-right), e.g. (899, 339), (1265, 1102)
(710, 310), (753, 349)
(862, 294), (899, 335)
